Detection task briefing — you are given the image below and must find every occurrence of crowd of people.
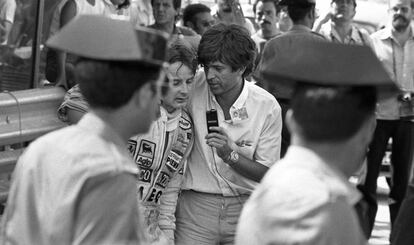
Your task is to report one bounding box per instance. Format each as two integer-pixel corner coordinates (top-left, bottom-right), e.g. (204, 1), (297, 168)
(1, 0), (414, 244)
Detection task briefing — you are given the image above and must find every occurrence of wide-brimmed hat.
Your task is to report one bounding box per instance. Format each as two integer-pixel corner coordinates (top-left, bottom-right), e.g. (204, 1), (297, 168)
(46, 15), (168, 66)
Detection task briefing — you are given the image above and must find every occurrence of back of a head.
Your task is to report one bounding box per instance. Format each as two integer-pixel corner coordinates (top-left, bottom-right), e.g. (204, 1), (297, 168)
(75, 60), (161, 109)
(198, 23), (256, 78)
(183, 3), (211, 26)
(291, 84), (376, 143)
(280, 0), (315, 22)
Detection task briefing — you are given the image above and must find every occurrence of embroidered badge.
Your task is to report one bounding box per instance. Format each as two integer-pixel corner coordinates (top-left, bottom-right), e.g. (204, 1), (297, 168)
(165, 150), (183, 172)
(136, 140), (156, 168)
(127, 140), (137, 156)
(138, 168), (153, 183)
(179, 117), (192, 130)
(155, 172), (171, 188)
(232, 107), (249, 120)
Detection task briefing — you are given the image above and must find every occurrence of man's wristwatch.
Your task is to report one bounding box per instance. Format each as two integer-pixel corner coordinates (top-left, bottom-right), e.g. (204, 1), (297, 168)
(226, 150), (239, 165)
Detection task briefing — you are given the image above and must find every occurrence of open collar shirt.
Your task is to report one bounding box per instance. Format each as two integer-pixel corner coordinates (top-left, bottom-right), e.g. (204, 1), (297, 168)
(235, 145), (366, 245)
(371, 26), (414, 120)
(181, 72), (282, 196)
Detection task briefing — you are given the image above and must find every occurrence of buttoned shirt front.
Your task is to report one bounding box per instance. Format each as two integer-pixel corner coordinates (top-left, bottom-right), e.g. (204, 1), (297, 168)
(235, 146), (366, 245)
(181, 72), (282, 196)
(1, 113), (147, 245)
(371, 27), (414, 120)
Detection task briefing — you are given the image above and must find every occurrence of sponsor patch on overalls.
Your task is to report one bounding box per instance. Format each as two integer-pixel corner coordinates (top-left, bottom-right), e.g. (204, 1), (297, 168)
(127, 140), (137, 156)
(155, 172), (171, 188)
(165, 150), (182, 172)
(179, 117), (192, 130)
(136, 140), (156, 168)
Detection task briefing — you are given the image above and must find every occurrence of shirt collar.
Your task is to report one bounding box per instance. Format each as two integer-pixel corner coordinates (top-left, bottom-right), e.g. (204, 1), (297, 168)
(329, 24), (363, 43)
(284, 145), (362, 205)
(289, 24), (312, 33)
(232, 80), (249, 110)
(378, 26), (414, 40)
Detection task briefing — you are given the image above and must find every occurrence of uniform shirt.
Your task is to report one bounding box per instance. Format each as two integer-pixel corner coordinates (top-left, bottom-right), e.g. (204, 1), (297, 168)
(182, 72), (282, 196)
(371, 27), (414, 120)
(235, 146), (367, 245)
(256, 24), (326, 99)
(319, 22), (373, 47)
(1, 113), (147, 245)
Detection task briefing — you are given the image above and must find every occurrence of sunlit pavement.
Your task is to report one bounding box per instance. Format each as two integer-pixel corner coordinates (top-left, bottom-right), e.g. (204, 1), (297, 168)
(369, 177), (391, 245)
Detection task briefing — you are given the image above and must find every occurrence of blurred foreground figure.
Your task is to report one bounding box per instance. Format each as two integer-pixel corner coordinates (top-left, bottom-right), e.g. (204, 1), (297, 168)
(236, 41), (397, 245)
(0, 15), (167, 245)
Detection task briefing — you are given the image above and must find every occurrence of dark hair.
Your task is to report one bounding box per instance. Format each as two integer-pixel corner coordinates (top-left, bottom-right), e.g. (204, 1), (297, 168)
(331, 0), (356, 8)
(183, 3), (211, 26)
(253, 0), (281, 16)
(117, 0), (130, 10)
(286, 2), (315, 22)
(75, 59), (161, 109)
(151, 0), (181, 10)
(167, 40), (197, 74)
(198, 23), (256, 78)
(291, 84), (376, 142)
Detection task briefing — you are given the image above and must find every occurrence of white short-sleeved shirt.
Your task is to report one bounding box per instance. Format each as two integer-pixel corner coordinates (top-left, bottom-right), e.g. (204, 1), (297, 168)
(181, 72), (282, 196)
(236, 145), (367, 245)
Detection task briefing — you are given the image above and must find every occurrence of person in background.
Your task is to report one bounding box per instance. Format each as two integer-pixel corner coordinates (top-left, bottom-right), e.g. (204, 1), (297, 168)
(314, 0), (372, 46)
(236, 40), (396, 245)
(251, 0), (282, 66)
(182, 3), (215, 35)
(0, 0), (16, 44)
(175, 23), (282, 245)
(255, 0), (325, 157)
(130, 0), (154, 27)
(149, 0), (199, 50)
(213, 0), (256, 34)
(358, 0), (414, 236)
(277, 3), (292, 32)
(0, 15), (167, 244)
(46, 0), (105, 89)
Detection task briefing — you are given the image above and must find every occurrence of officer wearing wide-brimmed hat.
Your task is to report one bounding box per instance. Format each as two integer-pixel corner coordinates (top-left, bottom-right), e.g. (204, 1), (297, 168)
(1, 15), (168, 244)
(236, 41), (398, 245)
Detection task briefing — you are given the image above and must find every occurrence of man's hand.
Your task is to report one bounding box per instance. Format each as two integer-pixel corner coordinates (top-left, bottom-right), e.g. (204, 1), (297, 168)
(205, 126), (234, 161)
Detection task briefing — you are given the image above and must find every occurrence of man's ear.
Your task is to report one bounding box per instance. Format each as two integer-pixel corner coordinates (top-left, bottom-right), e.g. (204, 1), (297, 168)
(132, 82), (154, 110)
(285, 109), (295, 135)
(185, 21), (195, 30)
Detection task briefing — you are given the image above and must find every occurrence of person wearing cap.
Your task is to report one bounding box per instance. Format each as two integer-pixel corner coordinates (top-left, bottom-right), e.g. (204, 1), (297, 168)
(255, 0), (325, 158)
(56, 39), (197, 245)
(313, 0), (373, 46)
(235, 41), (395, 245)
(357, 0), (414, 236)
(174, 23), (282, 245)
(182, 3), (215, 35)
(0, 15), (167, 244)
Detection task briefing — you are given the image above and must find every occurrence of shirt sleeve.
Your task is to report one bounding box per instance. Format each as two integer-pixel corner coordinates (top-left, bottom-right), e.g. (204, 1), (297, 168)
(253, 102), (282, 167)
(73, 172), (148, 245)
(1, 0), (16, 23)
